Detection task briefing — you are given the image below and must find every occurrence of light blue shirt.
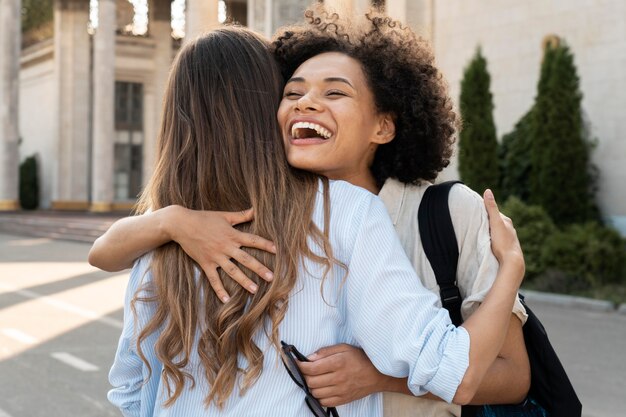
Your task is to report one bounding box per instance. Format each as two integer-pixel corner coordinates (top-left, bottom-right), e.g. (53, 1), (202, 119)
(108, 180), (470, 417)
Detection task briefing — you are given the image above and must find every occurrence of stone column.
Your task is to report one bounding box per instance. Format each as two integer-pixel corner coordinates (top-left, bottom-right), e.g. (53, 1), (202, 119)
(0, 0), (21, 210)
(185, 0), (219, 42)
(51, 0), (91, 210)
(90, 0), (116, 212)
(263, 0), (272, 38)
(144, 0), (173, 184)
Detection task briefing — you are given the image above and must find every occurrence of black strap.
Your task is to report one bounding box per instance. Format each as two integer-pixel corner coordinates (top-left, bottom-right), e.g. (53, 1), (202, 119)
(418, 181), (463, 326)
(419, 181), (480, 417)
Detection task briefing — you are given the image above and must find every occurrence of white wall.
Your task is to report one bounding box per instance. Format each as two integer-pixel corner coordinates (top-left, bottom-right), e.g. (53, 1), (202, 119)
(431, 0), (626, 231)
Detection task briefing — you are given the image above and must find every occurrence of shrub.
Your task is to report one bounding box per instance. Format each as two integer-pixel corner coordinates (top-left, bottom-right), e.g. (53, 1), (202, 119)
(528, 40), (598, 226)
(458, 47), (500, 197)
(19, 155), (39, 210)
(501, 196), (557, 281)
(499, 110), (533, 203)
(540, 222), (626, 289)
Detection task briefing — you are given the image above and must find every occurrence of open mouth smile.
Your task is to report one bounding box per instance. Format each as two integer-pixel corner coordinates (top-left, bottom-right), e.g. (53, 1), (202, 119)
(291, 122), (333, 140)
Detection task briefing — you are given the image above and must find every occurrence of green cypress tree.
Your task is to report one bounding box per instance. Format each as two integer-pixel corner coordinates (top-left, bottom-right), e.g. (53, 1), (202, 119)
(499, 109), (533, 203)
(528, 41), (597, 225)
(19, 155), (39, 210)
(458, 47), (500, 197)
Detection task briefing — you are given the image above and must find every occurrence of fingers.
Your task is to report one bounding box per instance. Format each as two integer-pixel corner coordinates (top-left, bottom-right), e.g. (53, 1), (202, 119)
(239, 232), (276, 254)
(319, 396), (344, 408)
(298, 356), (338, 377)
(225, 208), (255, 225)
(204, 267), (231, 303)
(484, 189), (513, 229)
(308, 343), (354, 361)
(306, 372), (340, 390)
(483, 189), (499, 218)
(219, 258), (259, 294)
(231, 248), (274, 282)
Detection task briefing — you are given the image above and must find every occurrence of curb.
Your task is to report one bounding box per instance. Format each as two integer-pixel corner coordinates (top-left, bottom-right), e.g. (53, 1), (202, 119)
(618, 304), (626, 315)
(521, 290), (616, 313)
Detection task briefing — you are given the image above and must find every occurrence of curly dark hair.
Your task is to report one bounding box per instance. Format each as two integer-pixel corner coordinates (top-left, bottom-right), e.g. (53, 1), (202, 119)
(272, 5), (458, 186)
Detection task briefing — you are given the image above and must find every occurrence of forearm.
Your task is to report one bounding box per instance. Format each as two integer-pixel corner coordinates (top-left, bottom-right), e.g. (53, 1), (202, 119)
(468, 356), (528, 404)
(381, 376), (441, 401)
(455, 258), (524, 404)
(468, 314), (530, 405)
(88, 206), (178, 271)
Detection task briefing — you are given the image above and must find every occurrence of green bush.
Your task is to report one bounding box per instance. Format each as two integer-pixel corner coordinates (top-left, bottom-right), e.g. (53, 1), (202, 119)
(501, 196), (557, 281)
(528, 41), (598, 226)
(19, 155), (39, 210)
(21, 0), (53, 33)
(458, 47), (500, 197)
(540, 222), (626, 290)
(499, 110), (533, 203)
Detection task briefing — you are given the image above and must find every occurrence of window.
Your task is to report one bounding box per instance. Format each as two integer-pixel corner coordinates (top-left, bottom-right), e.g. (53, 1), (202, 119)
(114, 81), (143, 201)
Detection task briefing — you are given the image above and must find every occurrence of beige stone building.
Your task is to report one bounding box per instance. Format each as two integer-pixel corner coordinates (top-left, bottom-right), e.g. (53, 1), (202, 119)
(1, 0), (625, 233)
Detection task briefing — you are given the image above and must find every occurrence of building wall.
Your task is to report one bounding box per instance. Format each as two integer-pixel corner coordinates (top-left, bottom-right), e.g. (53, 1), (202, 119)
(19, 42), (57, 209)
(432, 0), (626, 231)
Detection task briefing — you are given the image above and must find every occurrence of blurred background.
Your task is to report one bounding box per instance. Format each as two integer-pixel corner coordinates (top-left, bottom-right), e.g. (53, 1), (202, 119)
(0, 0), (625, 416)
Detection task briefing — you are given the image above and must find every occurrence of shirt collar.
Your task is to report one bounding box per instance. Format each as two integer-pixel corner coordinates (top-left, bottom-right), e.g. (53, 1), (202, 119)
(378, 178), (406, 226)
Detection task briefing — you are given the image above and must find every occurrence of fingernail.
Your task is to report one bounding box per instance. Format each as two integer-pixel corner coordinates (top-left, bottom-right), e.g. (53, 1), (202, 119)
(249, 284), (258, 293)
(308, 353), (318, 361)
(271, 245), (277, 253)
(485, 189), (494, 200)
(264, 272), (274, 281)
(221, 296), (230, 303)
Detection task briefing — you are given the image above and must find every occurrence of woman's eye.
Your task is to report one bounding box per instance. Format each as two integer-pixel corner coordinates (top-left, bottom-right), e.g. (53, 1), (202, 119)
(327, 90), (347, 97)
(284, 91), (302, 98)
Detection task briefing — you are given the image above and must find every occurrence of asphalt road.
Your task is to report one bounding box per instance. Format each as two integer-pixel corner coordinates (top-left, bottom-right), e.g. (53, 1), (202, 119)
(0, 232), (624, 417)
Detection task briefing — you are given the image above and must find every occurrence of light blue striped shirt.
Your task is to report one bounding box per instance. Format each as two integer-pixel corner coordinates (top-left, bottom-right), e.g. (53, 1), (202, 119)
(108, 180), (470, 417)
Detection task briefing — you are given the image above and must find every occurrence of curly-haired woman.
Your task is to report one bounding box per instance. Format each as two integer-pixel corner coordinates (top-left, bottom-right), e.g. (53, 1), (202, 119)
(270, 7), (530, 416)
(95, 6), (529, 417)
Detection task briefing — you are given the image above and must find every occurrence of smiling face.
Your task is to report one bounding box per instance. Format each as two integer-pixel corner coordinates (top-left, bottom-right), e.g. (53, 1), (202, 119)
(277, 52), (395, 193)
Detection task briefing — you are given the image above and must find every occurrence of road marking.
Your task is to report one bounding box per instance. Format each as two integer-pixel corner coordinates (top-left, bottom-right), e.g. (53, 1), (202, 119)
(1, 328), (38, 345)
(0, 282), (123, 329)
(0, 407), (13, 417)
(51, 352), (100, 372)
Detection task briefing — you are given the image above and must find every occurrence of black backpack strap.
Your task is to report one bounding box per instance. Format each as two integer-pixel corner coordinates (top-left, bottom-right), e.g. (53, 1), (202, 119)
(418, 181), (463, 326)
(419, 181), (480, 417)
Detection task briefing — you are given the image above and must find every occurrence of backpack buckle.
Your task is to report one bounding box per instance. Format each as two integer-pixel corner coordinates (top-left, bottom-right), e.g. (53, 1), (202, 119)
(439, 284), (462, 306)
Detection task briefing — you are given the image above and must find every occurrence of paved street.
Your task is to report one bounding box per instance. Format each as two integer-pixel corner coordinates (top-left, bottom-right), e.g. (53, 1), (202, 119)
(0, 233), (126, 417)
(0, 232), (625, 416)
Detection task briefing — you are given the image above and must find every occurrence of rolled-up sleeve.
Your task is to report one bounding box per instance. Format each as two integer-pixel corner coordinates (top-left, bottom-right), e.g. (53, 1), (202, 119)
(344, 195), (470, 403)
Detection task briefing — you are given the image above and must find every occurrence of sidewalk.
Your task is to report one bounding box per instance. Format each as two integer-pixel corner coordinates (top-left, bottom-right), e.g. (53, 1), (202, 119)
(0, 210), (126, 243)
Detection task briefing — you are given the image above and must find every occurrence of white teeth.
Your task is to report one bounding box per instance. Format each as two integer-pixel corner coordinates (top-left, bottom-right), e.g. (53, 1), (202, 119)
(291, 121), (332, 139)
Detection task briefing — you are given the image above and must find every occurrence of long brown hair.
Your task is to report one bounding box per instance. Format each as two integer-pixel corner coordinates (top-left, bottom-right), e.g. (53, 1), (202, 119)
(134, 27), (333, 408)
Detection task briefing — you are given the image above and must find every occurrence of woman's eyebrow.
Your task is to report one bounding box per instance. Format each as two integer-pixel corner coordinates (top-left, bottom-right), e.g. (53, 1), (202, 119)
(324, 77), (354, 88)
(285, 76), (354, 88)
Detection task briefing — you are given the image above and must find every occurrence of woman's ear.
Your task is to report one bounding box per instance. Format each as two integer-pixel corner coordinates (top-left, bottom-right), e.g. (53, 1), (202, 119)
(374, 113), (396, 144)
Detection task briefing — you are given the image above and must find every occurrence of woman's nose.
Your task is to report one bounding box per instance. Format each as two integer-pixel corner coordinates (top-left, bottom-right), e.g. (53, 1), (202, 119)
(295, 94), (320, 112)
